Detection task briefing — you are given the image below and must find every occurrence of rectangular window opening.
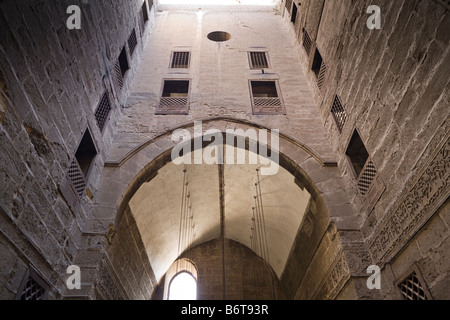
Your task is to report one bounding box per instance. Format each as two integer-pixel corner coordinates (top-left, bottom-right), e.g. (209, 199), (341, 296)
(17, 267), (49, 300)
(128, 29), (138, 56)
(312, 48), (326, 90)
(162, 80), (189, 97)
(249, 52), (269, 69)
(291, 3), (298, 24)
(312, 48), (323, 77)
(250, 80), (285, 115)
(140, 0), (149, 34)
(171, 52), (191, 68)
(157, 80), (190, 114)
(75, 129), (97, 178)
(251, 81), (278, 98)
(67, 129), (97, 197)
(113, 46), (129, 92)
(142, 0), (149, 22)
(345, 130), (369, 178)
(118, 46), (129, 77)
(302, 28), (312, 56)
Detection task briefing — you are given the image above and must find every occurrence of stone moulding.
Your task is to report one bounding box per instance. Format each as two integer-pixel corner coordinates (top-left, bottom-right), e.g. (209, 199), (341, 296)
(369, 130), (450, 265)
(313, 248), (351, 300)
(104, 116), (337, 168)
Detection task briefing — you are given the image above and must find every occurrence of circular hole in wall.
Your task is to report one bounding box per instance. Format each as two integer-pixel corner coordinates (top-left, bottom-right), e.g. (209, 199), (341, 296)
(207, 31), (231, 42)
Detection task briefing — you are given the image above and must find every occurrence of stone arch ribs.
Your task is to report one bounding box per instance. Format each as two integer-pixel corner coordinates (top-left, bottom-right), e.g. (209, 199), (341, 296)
(97, 117), (351, 228)
(73, 117), (373, 300)
(104, 117), (337, 168)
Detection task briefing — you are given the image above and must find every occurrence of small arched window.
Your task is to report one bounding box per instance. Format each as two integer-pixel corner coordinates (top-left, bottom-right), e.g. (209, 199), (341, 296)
(168, 271), (197, 300)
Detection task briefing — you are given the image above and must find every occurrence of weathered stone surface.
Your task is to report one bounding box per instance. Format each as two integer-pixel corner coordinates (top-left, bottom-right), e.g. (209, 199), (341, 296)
(0, 0), (448, 301)
(0, 0), (155, 299)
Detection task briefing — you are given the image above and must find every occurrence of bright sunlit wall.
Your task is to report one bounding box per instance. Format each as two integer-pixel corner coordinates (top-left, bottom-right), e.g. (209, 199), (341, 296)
(159, 0), (277, 6)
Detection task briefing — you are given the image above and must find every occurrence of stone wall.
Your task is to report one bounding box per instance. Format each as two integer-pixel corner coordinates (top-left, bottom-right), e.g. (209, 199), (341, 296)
(0, 0), (155, 299)
(95, 205), (157, 300)
(381, 199), (449, 299)
(282, 0), (449, 298)
(112, 8), (336, 166)
(0, 0), (447, 300)
(280, 197), (350, 299)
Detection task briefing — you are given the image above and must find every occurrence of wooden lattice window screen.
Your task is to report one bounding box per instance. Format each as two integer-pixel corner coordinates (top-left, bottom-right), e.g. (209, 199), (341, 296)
(17, 268), (50, 301)
(113, 47), (129, 93)
(113, 59), (123, 92)
(156, 80), (190, 115)
(398, 271), (431, 300)
(317, 60), (327, 90)
(128, 29), (138, 56)
(171, 52), (191, 68)
(157, 97), (189, 114)
(20, 277), (46, 300)
(95, 92), (111, 132)
(302, 29), (312, 56)
(357, 159), (377, 195)
(357, 157), (385, 212)
(331, 95), (347, 133)
(250, 80), (285, 115)
(67, 158), (87, 197)
(249, 52), (269, 69)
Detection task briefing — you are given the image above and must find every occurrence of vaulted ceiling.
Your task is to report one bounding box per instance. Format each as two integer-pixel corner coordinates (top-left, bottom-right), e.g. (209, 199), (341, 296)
(128, 149), (311, 281)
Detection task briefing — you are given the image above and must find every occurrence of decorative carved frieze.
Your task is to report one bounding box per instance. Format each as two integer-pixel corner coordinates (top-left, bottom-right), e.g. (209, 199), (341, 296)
(369, 133), (449, 264)
(343, 245), (373, 276)
(95, 255), (126, 300)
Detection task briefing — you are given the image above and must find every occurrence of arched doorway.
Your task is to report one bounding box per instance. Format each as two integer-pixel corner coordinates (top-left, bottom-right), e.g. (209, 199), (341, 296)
(92, 118), (366, 300)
